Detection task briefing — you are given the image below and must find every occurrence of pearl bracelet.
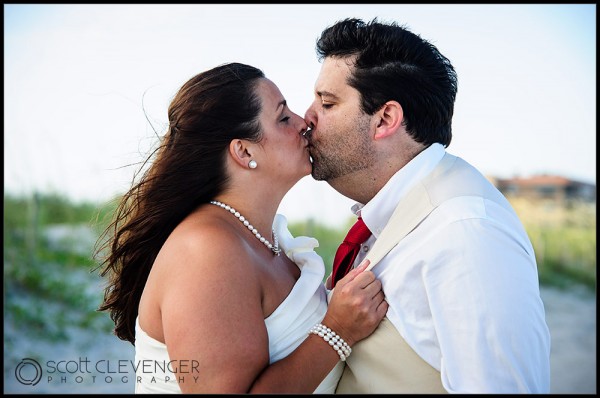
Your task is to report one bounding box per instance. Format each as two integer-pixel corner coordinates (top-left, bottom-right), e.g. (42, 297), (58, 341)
(308, 323), (352, 361)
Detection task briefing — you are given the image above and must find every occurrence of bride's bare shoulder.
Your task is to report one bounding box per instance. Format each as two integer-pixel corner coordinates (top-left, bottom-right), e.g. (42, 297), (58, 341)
(154, 210), (258, 284)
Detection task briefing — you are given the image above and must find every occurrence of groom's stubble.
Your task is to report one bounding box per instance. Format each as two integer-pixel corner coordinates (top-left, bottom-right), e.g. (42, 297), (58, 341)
(308, 113), (374, 183)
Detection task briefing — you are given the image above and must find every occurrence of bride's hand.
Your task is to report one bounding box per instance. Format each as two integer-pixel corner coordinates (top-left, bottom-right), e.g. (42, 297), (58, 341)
(321, 259), (388, 346)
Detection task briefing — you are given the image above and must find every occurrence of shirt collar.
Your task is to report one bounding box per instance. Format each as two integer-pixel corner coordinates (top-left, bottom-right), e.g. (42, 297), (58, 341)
(353, 143), (446, 238)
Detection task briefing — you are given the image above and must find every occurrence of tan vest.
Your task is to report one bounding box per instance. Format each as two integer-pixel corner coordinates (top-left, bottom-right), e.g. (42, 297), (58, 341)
(336, 316), (447, 394)
(335, 153), (508, 393)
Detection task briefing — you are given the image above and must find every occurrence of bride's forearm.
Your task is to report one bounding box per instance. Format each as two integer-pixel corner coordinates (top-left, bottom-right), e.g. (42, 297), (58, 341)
(248, 333), (343, 394)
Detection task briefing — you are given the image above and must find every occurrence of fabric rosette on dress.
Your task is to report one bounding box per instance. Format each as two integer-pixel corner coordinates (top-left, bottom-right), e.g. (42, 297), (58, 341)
(265, 214), (344, 393)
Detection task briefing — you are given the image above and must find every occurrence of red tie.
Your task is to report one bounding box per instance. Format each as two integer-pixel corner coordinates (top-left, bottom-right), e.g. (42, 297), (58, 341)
(331, 216), (372, 288)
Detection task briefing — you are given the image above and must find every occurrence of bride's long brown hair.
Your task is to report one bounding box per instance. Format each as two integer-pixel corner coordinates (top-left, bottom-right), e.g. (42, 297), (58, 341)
(94, 63), (265, 344)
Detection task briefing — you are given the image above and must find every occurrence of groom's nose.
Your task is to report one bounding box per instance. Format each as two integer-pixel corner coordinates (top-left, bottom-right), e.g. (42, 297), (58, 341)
(304, 107), (317, 130)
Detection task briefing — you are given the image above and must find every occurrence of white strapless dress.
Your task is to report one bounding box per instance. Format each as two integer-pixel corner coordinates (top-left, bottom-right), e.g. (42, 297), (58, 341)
(134, 214), (343, 394)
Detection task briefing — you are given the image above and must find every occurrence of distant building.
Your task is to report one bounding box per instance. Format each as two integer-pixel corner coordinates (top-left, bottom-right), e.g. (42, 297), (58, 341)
(491, 175), (596, 204)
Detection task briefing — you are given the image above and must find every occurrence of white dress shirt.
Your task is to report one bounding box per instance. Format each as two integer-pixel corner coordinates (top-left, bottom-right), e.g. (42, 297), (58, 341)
(350, 143), (551, 393)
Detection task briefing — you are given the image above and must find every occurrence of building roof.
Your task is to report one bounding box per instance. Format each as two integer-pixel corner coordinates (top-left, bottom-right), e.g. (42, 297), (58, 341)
(497, 175), (573, 187)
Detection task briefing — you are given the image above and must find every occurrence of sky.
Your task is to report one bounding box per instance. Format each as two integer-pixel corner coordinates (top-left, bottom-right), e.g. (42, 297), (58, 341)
(4, 4), (596, 227)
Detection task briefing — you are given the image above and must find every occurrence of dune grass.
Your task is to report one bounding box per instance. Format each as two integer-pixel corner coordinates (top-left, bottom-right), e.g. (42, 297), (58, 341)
(3, 192), (595, 342)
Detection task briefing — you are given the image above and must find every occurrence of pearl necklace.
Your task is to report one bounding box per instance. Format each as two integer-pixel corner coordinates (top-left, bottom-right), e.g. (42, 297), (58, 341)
(210, 200), (281, 255)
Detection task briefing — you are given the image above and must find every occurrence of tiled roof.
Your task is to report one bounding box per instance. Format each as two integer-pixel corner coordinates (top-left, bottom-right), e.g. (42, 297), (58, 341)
(497, 175), (573, 187)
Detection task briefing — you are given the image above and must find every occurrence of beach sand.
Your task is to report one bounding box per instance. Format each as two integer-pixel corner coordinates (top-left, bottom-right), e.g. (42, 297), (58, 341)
(540, 284), (597, 394)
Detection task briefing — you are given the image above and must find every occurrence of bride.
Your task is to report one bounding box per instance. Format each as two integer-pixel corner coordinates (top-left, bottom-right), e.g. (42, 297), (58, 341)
(95, 62), (387, 393)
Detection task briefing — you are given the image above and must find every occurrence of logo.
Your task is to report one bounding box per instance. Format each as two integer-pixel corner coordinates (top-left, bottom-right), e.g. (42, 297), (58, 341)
(12, 356), (201, 388)
(15, 358), (43, 386)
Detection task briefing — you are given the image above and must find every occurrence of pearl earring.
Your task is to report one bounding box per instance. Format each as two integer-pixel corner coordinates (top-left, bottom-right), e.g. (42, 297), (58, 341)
(248, 160), (257, 169)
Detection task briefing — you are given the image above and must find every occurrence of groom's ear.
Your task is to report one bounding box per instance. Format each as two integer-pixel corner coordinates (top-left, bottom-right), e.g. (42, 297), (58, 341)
(374, 101), (403, 140)
(228, 139), (254, 169)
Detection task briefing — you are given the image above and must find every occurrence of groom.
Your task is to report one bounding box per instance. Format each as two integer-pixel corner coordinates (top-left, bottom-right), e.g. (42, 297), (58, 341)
(304, 18), (551, 393)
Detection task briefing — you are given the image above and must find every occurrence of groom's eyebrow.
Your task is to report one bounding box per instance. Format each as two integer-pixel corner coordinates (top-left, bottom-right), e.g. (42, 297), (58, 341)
(317, 90), (339, 100)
